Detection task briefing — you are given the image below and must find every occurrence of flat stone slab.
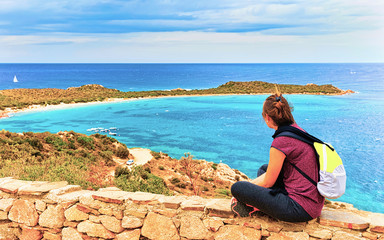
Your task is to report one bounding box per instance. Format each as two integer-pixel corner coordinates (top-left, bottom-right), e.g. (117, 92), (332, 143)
(129, 192), (161, 204)
(319, 209), (369, 230)
(206, 199), (233, 218)
(0, 179), (31, 194)
(98, 187), (122, 192)
(92, 191), (133, 204)
(46, 190), (93, 203)
(0, 177), (13, 185)
(215, 225), (261, 240)
(180, 199), (205, 211)
(0, 199), (15, 212)
(370, 213), (384, 233)
(18, 181), (68, 195)
(141, 212), (179, 240)
(159, 196), (187, 209)
(49, 185), (82, 196)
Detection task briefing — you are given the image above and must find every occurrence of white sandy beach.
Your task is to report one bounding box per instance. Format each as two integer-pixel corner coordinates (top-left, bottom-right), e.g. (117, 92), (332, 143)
(129, 148), (153, 165)
(0, 98), (135, 119)
(0, 94), (239, 119)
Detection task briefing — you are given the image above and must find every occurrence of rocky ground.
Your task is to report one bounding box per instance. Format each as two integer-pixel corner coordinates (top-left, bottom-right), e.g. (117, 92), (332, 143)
(124, 150), (249, 198)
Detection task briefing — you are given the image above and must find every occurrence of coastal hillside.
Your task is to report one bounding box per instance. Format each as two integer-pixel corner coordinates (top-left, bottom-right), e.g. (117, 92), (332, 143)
(0, 130), (129, 189)
(0, 130), (248, 198)
(213, 81), (350, 94)
(0, 81), (352, 111)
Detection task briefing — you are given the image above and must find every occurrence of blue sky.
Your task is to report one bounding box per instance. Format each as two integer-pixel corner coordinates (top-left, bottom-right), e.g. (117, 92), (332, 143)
(0, 0), (383, 63)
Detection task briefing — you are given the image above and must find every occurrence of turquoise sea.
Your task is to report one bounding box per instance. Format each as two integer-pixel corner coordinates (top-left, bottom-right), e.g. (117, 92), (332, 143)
(0, 63), (383, 213)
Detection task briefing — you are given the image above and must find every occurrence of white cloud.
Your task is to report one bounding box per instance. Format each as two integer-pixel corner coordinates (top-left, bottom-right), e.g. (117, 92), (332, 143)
(0, 29), (382, 63)
(0, 0), (383, 62)
(0, 34), (95, 45)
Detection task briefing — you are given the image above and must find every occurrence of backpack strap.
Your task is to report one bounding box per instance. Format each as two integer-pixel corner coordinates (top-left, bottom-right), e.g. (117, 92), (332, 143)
(273, 125), (334, 151)
(273, 125), (321, 187)
(288, 162), (317, 186)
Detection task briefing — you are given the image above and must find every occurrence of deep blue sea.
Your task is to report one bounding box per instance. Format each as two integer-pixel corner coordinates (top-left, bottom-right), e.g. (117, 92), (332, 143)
(0, 63), (383, 213)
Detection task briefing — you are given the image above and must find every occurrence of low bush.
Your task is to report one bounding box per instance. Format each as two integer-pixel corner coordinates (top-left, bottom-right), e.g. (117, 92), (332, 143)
(216, 188), (232, 198)
(0, 131), (132, 190)
(77, 136), (94, 150)
(115, 145), (129, 159)
(170, 177), (180, 184)
(45, 135), (67, 150)
(176, 183), (186, 189)
(99, 151), (115, 167)
(25, 138), (43, 150)
(212, 163), (218, 170)
(114, 166), (171, 195)
(151, 151), (161, 159)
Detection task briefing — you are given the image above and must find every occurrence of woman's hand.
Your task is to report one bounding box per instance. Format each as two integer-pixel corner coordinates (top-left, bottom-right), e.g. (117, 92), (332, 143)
(250, 173), (265, 185)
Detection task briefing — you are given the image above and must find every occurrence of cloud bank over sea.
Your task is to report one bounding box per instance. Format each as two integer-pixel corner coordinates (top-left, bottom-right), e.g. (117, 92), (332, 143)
(0, 0), (383, 63)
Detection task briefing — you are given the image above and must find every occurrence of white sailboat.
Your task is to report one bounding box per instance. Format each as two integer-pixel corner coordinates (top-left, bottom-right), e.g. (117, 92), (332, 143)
(13, 75), (18, 83)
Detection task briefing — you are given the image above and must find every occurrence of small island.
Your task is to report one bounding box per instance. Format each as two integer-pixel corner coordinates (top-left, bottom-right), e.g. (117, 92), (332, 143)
(0, 81), (353, 116)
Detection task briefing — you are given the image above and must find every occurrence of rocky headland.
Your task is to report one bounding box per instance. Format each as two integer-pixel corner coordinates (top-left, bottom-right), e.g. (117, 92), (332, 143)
(0, 81), (354, 118)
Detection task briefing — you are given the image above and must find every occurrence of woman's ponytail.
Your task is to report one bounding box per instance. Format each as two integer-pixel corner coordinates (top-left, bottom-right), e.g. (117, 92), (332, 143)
(262, 93), (294, 126)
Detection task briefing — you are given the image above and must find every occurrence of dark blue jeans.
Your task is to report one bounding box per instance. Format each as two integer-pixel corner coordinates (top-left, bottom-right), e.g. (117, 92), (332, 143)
(231, 164), (312, 222)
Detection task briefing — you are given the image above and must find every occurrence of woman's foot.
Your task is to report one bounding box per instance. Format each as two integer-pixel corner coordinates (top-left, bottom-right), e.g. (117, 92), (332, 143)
(231, 197), (259, 217)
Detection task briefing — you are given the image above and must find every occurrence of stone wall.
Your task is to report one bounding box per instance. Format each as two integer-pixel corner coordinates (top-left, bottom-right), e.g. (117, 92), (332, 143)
(0, 177), (383, 240)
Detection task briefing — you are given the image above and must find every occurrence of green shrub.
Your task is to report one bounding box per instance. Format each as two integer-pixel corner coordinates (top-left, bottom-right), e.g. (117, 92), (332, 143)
(114, 166), (171, 195)
(21, 165), (46, 180)
(141, 172), (149, 180)
(77, 136), (94, 150)
(170, 177), (180, 185)
(99, 151), (115, 166)
(45, 135), (67, 150)
(115, 145), (129, 159)
(158, 166), (165, 170)
(75, 149), (89, 158)
(115, 166), (131, 178)
(176, 183), (186, 189)
(67, 139), (76, 149)
(151, 151), (161, 159)
(30, 150), (41, 157)
(25, 138), (43, 150)
(201, 176), (208, 182)
(212, 163), (218, 170)
(216, 188), (232, 198)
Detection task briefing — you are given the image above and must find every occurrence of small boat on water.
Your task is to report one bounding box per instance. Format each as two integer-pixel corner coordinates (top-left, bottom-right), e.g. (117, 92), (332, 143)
(13, 75), (18, 83)
(87, 126), (119, 136)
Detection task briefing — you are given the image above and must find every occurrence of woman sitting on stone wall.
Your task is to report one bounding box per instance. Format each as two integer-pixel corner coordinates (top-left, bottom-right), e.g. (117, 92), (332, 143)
(230, 92), (324, 222)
